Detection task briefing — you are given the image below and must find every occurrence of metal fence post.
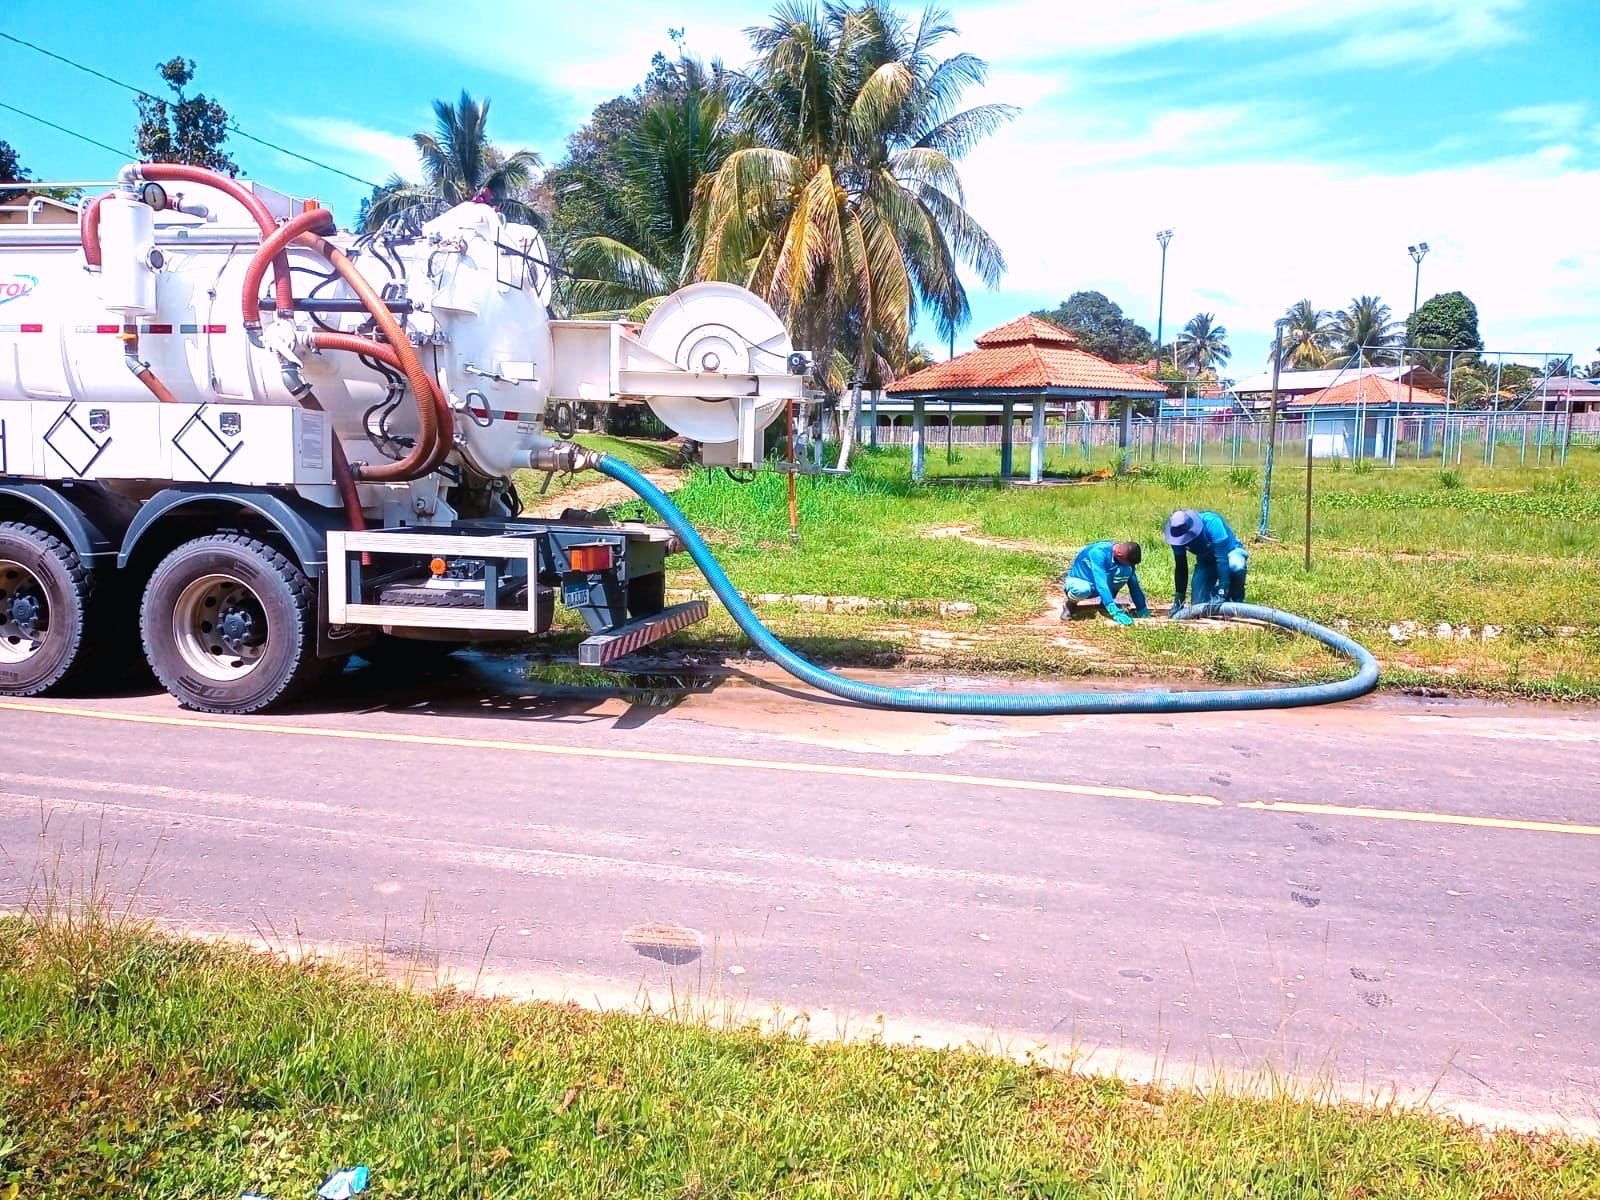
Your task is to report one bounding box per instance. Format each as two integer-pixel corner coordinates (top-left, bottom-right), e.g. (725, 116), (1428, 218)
(1257, 322), (1285, 539)
(1304, 436), (1314, 571)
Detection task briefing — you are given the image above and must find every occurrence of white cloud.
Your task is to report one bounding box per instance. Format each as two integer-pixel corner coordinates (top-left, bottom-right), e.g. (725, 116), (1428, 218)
(961, 115), (1599, 363)
(1322, 1), (1520, 68)
(1501, 103), (1589, 141)
(336, 0), (757, 101)
(959, 0), (1521, 68)
(279, 117), (420, 180)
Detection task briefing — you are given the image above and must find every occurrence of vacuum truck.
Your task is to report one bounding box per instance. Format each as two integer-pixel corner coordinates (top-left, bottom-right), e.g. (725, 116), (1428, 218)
(0, 164), (809, 714)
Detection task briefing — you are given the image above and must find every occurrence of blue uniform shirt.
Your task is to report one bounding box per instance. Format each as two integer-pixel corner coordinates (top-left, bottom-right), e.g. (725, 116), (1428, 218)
(1066, 541), (1147, 611)
(1173, 512), (1246, 603)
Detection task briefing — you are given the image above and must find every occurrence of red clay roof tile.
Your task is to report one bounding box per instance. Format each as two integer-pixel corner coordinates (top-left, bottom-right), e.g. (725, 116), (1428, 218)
(1291, 374), (1451, 408)
(887, 316), (1165, 396)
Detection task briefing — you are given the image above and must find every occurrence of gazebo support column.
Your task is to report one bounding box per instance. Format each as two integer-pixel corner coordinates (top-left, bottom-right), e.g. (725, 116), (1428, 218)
(911, 396), (926, 482)
(1029, 398), (1046, 483)
(1000, 400), (1015, 479)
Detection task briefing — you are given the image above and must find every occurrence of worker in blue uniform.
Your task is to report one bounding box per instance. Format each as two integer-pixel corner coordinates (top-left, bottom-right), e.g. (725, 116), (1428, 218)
(1062, 541), (1149, 625)
(1165, 508), (1248, 610)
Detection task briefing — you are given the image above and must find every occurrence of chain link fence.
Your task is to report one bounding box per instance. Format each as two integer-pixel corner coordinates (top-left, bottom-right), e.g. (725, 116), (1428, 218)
(868, 410), (1587, 469)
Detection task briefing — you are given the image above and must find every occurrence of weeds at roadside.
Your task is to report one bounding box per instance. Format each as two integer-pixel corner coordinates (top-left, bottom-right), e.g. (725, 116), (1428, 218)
(4, 914), (1598, 1198)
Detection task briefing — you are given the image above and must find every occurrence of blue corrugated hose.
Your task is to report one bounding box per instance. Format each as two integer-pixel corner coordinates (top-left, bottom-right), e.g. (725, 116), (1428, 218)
(597, 455), (1379, 715)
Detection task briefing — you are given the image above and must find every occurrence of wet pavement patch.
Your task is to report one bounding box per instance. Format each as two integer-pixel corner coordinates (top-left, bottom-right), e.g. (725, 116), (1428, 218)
(524, 662), (722, 708)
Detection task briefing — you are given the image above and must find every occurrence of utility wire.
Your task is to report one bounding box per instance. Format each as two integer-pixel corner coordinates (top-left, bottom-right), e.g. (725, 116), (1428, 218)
(0, 99), (132, 160)
(0, 30), (383, 188)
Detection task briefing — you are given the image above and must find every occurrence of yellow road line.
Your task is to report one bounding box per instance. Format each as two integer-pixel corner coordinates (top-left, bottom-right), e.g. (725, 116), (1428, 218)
(0, 699), (1221, 807)
(7, 699), (1596, 838)
(1238, 800), (1600, 838)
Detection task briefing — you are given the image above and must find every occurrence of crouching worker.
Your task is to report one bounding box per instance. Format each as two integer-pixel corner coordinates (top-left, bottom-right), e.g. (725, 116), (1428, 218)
(1165, 508), (1248, 611)
(1063, 541), (1150, 625)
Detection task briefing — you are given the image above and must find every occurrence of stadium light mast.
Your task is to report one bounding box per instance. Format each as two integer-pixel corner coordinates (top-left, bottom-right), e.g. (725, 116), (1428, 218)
(1156, 229), (1175, 367)
(1407, 243), (1429, 408)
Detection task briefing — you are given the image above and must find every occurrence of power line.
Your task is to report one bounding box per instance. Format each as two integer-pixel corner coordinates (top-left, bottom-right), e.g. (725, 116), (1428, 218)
(0, 99), (131, 161)
(0, 30), (382, 188)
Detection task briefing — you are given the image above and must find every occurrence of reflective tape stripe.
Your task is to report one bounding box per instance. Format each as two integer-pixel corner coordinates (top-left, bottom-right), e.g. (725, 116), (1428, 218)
(0, 324), (44, 333)
(71, 323), (228, 335)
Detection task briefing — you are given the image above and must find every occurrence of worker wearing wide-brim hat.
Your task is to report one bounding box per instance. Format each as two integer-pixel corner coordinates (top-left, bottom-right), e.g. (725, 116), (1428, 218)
(1165, 509), (1248, 612)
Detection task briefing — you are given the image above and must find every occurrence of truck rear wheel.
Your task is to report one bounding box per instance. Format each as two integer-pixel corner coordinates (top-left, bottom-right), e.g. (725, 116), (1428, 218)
(141, 535), (323, 714)
(0, 522), (96, 697)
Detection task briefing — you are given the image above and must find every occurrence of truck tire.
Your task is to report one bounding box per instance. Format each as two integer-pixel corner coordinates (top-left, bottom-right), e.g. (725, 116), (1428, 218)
(140, 534), (324, 714)
(0, 522), (97, 697)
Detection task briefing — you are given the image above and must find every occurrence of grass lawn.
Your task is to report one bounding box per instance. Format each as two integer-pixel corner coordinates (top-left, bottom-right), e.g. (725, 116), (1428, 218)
(522, 442), (1600, 698)
(3, 916), (1595, 1198)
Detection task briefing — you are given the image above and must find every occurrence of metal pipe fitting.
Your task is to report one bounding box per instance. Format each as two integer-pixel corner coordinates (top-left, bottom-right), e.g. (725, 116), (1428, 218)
(529, 440), (598, 473)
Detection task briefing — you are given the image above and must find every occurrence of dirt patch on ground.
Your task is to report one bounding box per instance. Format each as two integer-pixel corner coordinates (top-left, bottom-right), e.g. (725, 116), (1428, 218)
(921, 524), (1062, 555)
(525, 468), (683, 518)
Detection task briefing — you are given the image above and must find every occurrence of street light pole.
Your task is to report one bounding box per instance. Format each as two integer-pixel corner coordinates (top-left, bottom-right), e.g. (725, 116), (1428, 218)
(1125, 228), (1174, 475)
(1156, 228), (1174, 368)
(1406, 242), (1429, 410)
(1258, 318), (1288, 541)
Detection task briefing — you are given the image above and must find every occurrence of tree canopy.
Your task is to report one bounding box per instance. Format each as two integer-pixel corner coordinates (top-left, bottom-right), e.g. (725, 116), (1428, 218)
(0, 141), (27, 183)
(1277, 299), (1335, 367)
(694, 0), (1013, 395)
(361, 92), (543, 231)
(1031, 291), (1155, 363)
(1331, 295), (1403, 366)
(549, 54), (734, 318)
(134, 58), (236, 175)
(1177, 312), (1229, 374)
(1408, 291), (1483, 355)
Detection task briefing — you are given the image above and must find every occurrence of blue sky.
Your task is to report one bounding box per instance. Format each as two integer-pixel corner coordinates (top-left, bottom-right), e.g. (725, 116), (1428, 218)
(4, 1), (1596, 373)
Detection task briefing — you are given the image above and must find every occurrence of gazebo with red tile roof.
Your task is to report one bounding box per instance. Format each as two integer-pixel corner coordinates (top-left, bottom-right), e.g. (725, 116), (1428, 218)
(885, 315), (1166, 481)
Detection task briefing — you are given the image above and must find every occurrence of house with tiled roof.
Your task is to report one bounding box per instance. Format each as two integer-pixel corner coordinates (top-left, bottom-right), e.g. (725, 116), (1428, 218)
(881, 315), (1166, 481)
(1233, 363), (1446, 405)
(1523, 375), (1600, 413)
(1286, 371), (1452, 458)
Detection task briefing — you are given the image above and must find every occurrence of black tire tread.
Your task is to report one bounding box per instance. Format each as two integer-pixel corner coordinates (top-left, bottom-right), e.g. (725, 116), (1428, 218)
(0, 521), (95, 696)
(141, 534), (321, 714)
(377, 585), (484, 609)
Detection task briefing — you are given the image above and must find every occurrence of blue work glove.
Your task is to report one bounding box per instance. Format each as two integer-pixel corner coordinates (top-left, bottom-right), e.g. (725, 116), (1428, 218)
(1111, 608), (1134, 626)
(1133, 606), (1152, 619)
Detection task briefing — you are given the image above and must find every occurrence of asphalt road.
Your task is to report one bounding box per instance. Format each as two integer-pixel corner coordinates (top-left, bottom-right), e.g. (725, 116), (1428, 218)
(2, 656), (1597, 1132)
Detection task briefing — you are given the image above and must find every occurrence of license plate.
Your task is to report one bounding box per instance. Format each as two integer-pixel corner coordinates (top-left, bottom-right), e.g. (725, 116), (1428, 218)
(562, 578), (591, 607)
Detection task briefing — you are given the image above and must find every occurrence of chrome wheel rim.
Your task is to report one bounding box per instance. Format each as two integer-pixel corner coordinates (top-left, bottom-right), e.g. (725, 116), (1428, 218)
(0, 558), (48, 665)
(172, 572), (268, 682)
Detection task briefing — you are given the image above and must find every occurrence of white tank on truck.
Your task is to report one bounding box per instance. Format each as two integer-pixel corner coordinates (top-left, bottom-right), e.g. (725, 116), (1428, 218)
(0, 165), (811, 714)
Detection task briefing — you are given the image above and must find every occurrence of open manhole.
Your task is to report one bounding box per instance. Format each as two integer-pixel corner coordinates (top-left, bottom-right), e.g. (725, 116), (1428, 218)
(623, 921), (704, 966)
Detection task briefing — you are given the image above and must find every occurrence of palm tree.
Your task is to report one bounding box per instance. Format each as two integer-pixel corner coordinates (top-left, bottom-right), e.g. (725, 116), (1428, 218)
(361, 92), (543, 231)
(1277, 299), (1335, 368)
(559, 58), (734, 318)
(1177, 312), (1230, 374)
(696, 0), (1014, 465)
(1332, 295), (1403, 366)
